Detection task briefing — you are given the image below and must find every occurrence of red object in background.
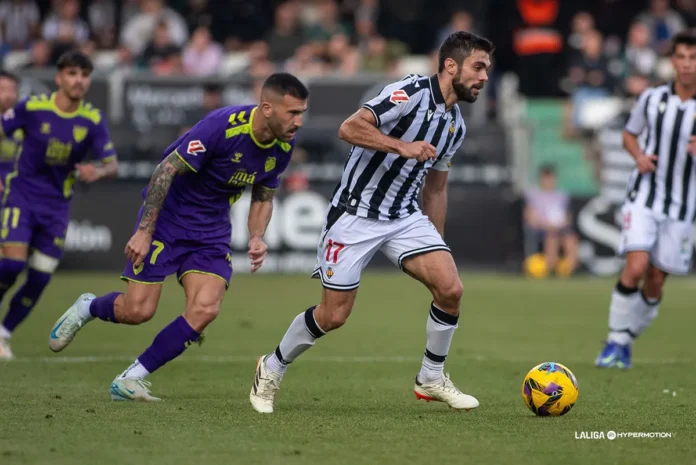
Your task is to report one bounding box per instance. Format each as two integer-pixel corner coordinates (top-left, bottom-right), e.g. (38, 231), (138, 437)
(284, 170), (309, 192)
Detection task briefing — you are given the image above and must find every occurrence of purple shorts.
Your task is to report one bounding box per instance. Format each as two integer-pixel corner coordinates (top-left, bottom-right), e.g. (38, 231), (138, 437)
(121, 208), (233, 288)
(0, 198), (68, 259)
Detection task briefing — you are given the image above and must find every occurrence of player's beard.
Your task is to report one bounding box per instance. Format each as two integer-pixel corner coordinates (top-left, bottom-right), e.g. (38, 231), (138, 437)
(452, 70), (482, 103)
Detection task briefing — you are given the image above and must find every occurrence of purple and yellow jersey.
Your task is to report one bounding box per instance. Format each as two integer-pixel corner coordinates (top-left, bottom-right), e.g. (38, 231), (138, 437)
(152, 104), (295, 234)
(0, 93), (116, 214)
(0, 127), (22, 183)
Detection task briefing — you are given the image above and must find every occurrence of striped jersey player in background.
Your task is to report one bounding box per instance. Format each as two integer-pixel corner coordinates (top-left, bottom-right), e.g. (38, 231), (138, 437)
(0, 51), (118, 360)
(250, 32), (494, 413)
(596, 31), (696, 369)
(0, 71), (20, 192)
(49, 73), (308, 401)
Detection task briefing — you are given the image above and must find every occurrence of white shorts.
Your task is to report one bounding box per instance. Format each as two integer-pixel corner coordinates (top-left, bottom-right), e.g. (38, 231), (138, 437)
(311, 207), (450, 290)
(617, 202), (694, 275)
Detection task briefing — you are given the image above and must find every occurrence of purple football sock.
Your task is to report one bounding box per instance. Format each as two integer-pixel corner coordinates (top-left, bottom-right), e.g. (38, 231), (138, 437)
(89, 292), (121, 323)
(137, 316), (200, 374)
(0, 258), (25, 306)
(2, 268), (51, 333)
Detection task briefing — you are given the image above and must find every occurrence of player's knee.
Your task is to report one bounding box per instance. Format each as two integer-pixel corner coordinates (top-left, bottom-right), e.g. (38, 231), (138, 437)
(124, 297), (157, 325)
(623, 257), (648, 283)
(434, 279), (463, 312)
(315, 303), (351, 332)
(187, 299), (220, 326)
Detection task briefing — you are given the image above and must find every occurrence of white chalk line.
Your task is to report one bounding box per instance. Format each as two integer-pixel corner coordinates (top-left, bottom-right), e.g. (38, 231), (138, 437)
(5, 354), (693, 365)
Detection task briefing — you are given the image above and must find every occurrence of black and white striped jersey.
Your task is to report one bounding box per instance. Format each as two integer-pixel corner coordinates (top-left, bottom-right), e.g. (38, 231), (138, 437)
(329, 74), (466, 220)
(625, 82), (696, 222)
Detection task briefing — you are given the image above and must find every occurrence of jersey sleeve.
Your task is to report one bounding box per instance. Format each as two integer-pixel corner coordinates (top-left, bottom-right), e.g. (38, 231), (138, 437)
(0, 99), (29, 137)
(431, 124), (466, 172)
(90, 116), (117, 163)
(172, 116), (220, 173)
(624, 89), (652, 136)
(362, 78), (425, 128)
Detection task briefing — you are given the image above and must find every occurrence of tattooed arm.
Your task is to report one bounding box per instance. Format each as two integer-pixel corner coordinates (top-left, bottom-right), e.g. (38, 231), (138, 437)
(248, 184), (275, 239)
(138, 152), (192, 234)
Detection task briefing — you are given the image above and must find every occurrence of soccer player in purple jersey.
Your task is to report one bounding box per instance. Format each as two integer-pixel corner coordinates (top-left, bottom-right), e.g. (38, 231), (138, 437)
(48, 73), (308, 401)
(0, 71), (20, 193)
(0, 51), (118, 360)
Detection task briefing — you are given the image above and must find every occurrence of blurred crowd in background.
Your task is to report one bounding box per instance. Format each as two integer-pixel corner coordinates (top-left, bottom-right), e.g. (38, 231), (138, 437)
(0, 0), (692, 96)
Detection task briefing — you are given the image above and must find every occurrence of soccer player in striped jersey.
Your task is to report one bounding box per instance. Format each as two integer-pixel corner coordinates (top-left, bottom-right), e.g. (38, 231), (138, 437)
(596, 31), (696, 369)
(49, 73), (308, 401)
(0, 51), (118, 360)
(250, 32), (494, 413)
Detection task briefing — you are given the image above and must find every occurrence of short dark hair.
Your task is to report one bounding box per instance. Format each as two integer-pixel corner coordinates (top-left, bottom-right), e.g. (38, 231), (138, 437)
(0, 70), (18, 84)
(57, 50), (94, 72)
(261, 73), (309, 100)
(671, 30), (696, 54)
(438, 31), (494, 72)
(539, 164), (556, 176)
(203, 83), (222, 94)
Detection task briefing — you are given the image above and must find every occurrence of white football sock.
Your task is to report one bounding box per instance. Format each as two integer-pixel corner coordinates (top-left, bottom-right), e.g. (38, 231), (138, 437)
(77, 296), (95, 321)
(117, 359), (150, 380)
(0, 324), (11, 339)
(632, 292), (660, 338)
(268, 306), (325, 376)
(418, 303), (458, 384)
(607, 283), (640, 345)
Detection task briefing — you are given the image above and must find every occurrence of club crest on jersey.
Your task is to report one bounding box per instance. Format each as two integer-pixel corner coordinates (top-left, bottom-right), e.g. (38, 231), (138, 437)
(187, 140), (206, 156)
(41, 122), (51, 134)
(325, 267), (335, 279)
(389, 89), (409, 104)
(449, 121), (455, 134)
(265, 156), (276, 172)
(73, 125), (87, 143)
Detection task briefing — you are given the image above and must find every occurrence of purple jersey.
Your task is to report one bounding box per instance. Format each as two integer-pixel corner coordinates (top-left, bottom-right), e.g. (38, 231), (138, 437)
(0, 128), (21, 182)
(152, 104), (295, 234)
(0, 93), (116, 214)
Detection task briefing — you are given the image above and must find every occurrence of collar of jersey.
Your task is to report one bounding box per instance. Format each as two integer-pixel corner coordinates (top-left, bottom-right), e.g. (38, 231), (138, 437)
(49, 92), (83, 118)
(429, 74), (446, 106)
(669, 81), (696, 100)
(248, 107), (277, 149)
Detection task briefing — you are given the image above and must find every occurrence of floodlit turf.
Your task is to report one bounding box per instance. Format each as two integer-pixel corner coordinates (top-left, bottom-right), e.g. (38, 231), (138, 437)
(1, 272), (695, 465)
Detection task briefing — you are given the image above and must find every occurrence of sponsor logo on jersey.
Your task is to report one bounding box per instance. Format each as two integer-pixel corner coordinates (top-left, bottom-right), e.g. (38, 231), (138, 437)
(389, 89), (409, 104)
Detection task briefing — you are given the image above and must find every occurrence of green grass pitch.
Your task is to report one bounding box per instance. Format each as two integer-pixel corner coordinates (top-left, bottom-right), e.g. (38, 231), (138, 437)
(1, 272), (695, 464)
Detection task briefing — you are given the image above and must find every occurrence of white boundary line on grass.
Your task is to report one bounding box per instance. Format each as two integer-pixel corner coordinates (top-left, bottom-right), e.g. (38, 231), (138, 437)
(7, 355), (694, 364)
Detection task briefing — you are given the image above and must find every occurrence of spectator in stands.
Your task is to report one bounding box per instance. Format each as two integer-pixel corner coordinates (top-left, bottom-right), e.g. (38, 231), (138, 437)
(42, 0), (89, 44)
(360, 34), (405, 75)
(304, 0), (350, 55)
(180, 83), (222, 134)
(435, 10), (476, 50)
(182, 26), (222, 76)
(636, 0), (686, 54)
(0, 0), (40, 50)
(567, 29), (613, 130)
(182, 0), (213, 33)
(266, 1), (305, 64)
(621, 22), (658, 92)
(285, 43), (327, 76)
(140, 20), (182, 76)
(524, 164), (578, 277)
(21, 38), (50, 68)
(326, 32), (358, 74)
(121, 0), (188, 56)
(88, 0), (117, 49)
(567, 11), (595, 62)
(675, 0), (696, 27)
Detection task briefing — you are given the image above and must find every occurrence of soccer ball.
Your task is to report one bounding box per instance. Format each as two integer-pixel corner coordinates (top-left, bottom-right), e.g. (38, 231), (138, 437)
(523, 253), (548, 278)
(521, 362), (579, 416)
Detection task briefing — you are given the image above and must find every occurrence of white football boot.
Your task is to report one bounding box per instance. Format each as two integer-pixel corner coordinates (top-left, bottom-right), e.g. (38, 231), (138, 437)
(0, 337), (14, 360)
(48, 293), (95, 352)
(414, 373), (479, 411)
(110, 378), (161, 402)
(250, 354), (282, 413)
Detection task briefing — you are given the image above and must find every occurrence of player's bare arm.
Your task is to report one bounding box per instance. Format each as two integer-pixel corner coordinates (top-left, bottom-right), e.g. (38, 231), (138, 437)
(125, 151), (191, 266)
(623, 130), (656, 174)
(247, 184), (275, 272)
(75, 159), (119, 183)
(422, 169), (448, 237)
(339, 108), (436, 162)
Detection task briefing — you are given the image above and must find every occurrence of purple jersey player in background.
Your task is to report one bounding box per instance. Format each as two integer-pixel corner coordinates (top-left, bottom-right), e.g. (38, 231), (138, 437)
(49, 73), (309, 401)
(0, 71), (20, 193)
(0, 51), (118, 360)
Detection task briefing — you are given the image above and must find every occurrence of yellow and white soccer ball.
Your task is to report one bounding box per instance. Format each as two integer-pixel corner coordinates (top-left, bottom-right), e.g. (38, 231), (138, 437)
(521, 362), (579, 416)
(524, 253), (548, 278)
